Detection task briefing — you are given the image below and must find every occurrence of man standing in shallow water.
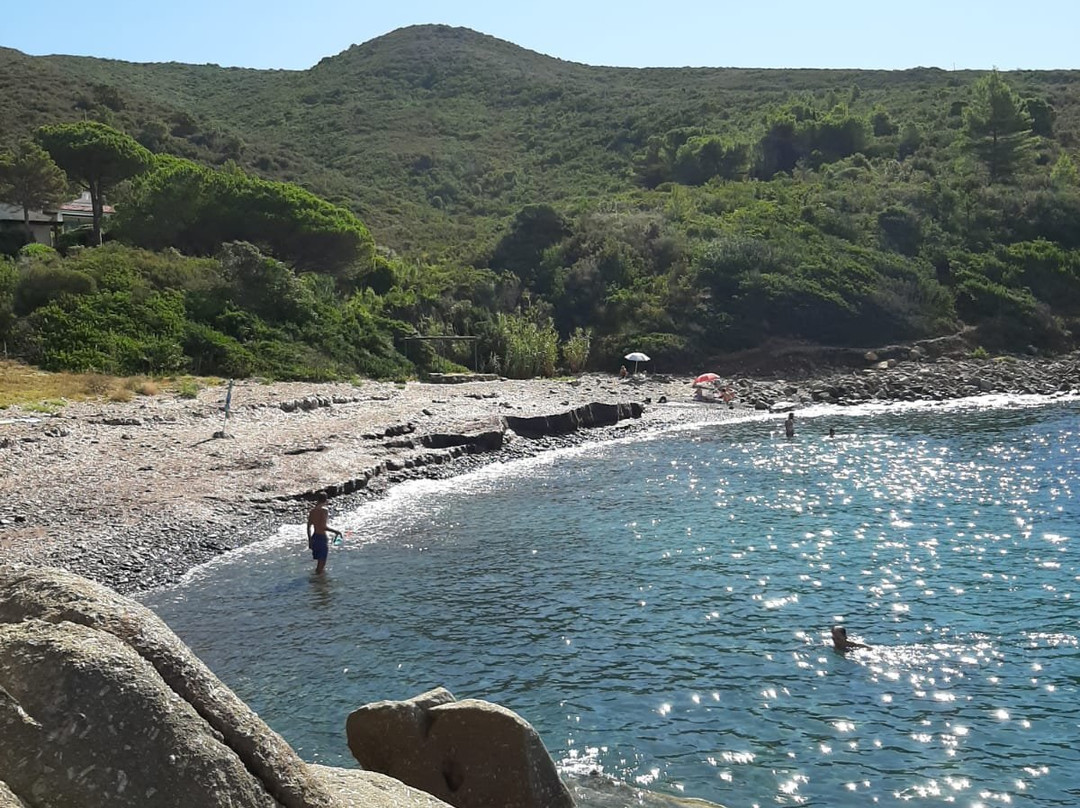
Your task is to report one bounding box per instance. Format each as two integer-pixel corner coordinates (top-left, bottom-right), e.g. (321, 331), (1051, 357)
(307, 492), (343, 574)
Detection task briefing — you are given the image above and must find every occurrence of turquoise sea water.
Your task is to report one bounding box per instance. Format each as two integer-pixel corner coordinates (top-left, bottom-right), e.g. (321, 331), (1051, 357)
(143, 397), (1080, 807)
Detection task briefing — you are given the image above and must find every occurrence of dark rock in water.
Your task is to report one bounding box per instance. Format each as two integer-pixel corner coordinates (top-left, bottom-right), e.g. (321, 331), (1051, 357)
(0, 565), (452, 808)
(347, 687), (575, 808)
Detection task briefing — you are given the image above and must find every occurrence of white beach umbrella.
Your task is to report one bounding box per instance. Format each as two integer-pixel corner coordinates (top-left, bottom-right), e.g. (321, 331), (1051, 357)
(624, 351), (650, 374)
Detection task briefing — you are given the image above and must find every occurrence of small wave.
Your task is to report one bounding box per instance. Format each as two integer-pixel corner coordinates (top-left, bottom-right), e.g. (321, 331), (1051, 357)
(565, 771), (727, 808)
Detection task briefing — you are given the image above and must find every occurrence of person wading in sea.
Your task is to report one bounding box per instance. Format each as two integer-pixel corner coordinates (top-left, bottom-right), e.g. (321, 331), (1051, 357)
(306, 492), (343, 574)
(784, 412), (796, 439)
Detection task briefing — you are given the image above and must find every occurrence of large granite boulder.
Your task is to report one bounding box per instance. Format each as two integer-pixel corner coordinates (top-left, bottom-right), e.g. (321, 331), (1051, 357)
(0, 564), (452, 808)
(347, 687), (575, 808)
(0, 618), (283, 807)
(310, 766), (449, 807)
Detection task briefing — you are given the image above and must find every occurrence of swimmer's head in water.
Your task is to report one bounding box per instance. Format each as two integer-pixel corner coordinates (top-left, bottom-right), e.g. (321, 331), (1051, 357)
(831, 625), (848, 647)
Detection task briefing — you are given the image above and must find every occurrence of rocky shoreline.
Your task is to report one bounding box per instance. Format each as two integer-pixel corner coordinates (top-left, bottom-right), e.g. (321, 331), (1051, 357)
(0, 375), (711, 594)
(1, 350), (1078, 596)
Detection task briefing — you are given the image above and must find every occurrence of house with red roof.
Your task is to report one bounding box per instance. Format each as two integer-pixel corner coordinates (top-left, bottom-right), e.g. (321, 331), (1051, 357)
(56, 191), (116, 232)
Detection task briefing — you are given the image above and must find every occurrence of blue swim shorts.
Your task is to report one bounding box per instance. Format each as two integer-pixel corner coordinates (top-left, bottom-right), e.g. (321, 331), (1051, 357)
(310, 533), (329, 561)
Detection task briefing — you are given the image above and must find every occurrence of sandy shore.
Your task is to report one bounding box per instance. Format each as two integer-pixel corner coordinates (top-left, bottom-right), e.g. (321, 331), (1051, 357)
(3, 351), (1078, 595)
(0, 373), (734, 593)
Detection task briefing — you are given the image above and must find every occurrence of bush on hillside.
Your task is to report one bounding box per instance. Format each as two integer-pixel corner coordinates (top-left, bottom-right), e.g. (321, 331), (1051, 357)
(116, 156), (375, 286)
(13, 264), (97, 315)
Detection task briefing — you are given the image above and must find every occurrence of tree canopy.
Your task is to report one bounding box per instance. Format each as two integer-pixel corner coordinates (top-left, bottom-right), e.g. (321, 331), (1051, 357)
(0, 141), (68, 242)
(35, 121), (152, 243)
(963, 70), (1033, 183)
(116, 155), (375, 285)
(2, 31), (1080, 380)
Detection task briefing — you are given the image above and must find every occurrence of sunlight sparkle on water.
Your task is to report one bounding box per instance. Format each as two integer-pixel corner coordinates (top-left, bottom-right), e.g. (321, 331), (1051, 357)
(142, 400), (1080, 808)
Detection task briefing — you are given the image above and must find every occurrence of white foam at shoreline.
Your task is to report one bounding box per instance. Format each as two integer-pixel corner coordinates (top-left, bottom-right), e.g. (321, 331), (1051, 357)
(158, 391), (1079, 590)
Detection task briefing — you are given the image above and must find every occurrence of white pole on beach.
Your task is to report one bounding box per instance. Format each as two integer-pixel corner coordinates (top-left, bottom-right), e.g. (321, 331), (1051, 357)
(222, 378), (234, 433)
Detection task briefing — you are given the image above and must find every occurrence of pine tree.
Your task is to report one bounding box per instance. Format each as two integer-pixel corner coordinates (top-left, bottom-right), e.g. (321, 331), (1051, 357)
(962, 70), (1032, 183)
(0, 141), (69, 243)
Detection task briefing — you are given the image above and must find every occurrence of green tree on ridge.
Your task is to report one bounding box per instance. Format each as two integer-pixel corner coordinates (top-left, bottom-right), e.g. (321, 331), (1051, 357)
(36, 121), (153, 244)
(963, 70), (1032, 184)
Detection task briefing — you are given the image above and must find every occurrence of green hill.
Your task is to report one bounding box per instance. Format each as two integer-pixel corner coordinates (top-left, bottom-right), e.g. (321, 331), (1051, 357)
(5, 26), (1075, 254)
(3, 26), (1080, 376)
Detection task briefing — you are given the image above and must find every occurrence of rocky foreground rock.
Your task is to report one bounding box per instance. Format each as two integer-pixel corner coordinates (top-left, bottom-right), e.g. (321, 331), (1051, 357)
(0, 565), (580, 808)
(0, 564), (452, 808)
(348, 687), (575, 808)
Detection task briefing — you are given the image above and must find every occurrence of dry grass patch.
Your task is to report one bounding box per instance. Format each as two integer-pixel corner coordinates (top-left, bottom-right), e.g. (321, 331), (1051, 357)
(1, 361), (94, 409)
(0, 361), (225, 409)
(0, 361), (136, 408)
(126, 377), (161, 396)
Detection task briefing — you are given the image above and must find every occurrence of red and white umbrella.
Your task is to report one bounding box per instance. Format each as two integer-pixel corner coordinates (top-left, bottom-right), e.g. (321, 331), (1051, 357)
(693, 372), (721, 386)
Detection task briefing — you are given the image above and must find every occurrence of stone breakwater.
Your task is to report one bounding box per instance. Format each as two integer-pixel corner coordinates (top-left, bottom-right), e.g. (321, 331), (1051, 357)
(1, 353), (1078, 596)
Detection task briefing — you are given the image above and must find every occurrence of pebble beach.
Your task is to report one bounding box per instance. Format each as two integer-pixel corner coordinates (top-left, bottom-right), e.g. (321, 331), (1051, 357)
(2, 350), (1078, 595)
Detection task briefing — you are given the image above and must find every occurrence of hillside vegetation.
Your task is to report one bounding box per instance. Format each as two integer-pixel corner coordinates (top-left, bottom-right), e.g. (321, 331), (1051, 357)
(2, 25), (1080, 378)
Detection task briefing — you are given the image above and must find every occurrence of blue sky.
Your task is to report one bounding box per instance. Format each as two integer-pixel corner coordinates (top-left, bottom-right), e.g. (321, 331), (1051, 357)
(3, 0), (1078, 71)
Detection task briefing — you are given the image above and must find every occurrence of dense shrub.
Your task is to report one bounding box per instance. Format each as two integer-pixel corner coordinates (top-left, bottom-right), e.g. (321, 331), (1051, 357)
(3, 241), (414, 380)
(26, 289), (187, 373)
(491, 311), (558, 378)
(116, 156), (375, 284)
(13, 264), (97, 315)
(8, 61), (1080, 374)
(182, 322), (256, 377)
(0, 257), (16, 343)
(561, 327), (591, 372)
